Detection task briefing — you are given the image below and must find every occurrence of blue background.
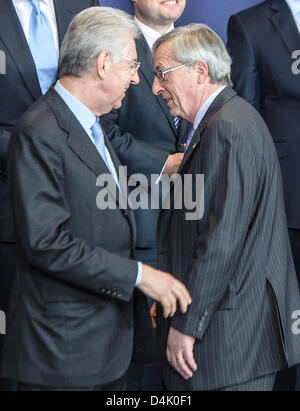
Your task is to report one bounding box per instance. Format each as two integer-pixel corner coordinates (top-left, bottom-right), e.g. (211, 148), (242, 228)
(100, 0), (263, 42)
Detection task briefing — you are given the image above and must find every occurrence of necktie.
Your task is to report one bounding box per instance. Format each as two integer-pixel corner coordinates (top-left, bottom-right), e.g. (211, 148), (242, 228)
(28, 0), (58, 94)
(174, 117), (180, 129)
(91, 120), (114, 175)
(185, 127), (196, 152)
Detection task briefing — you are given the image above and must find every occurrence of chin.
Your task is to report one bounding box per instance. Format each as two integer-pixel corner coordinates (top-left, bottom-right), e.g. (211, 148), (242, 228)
(112, 101), (122, 110)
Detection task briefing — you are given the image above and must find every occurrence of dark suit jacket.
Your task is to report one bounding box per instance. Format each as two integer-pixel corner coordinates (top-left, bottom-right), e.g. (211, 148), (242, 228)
(227, 0), (300, 229)
(0, 88), (149, 387)
(0, 0), (98, 130)
(156, 87), (300, 390)
(103, 35), (191, 250)
(0, 128), (13, 243)
(0, 0), (97, 243)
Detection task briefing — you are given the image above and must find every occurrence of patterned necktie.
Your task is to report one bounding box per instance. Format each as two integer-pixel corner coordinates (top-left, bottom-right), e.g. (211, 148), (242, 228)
(28, 0), (58, 94)
(174, 117), (180, 129)
(91, 120), (113, 174)
(185, 127), (196, 152)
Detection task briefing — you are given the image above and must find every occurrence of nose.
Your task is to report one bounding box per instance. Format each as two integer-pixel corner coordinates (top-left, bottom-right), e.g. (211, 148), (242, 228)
(131, 71), (140, 85)
(152, 76), (163, 96)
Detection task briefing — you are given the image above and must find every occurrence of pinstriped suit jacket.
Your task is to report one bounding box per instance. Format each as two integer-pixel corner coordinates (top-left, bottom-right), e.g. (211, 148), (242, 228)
(156, 86), (300, 390)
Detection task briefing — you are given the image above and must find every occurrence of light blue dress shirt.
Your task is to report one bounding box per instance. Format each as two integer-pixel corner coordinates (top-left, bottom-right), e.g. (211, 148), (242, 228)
(54, 81), (142, 286)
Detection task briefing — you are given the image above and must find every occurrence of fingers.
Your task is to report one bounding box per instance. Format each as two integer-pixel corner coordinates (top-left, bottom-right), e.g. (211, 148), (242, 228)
(150, 302), (157, 329)
(166, 347), (194, 380)
(137, 265), (192, 318)
(160, 283), (192, 318)
(161, 292), (177, 319)
(172, 280), (192, 314)
(184, 349), (198, 374)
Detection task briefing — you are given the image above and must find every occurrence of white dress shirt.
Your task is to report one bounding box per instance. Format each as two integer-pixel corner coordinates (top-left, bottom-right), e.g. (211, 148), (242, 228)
(12, 0), (59, 56)
(286, 0), (300, 33)
(134, 16), (174, 51)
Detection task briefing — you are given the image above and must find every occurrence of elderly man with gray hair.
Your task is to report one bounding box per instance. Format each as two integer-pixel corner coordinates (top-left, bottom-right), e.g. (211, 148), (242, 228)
(152, 24), (300, 391)
(0, 7), (192, 391)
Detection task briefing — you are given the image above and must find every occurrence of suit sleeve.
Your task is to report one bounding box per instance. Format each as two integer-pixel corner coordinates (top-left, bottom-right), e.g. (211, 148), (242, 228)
(171, 119), (259, 340)
(7, 129), (138, 303)
(227, 14), (261, 112)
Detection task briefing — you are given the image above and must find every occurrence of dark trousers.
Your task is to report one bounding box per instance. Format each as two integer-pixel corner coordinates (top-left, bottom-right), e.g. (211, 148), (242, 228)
(18, 373), (128, 391)
(127, 247), (163, 391)
(0, 242), (17, 391)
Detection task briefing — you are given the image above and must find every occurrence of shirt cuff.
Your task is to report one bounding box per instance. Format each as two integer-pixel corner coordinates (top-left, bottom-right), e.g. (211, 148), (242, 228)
(135, 261), (143, 286)
(155, 158), (168, 184)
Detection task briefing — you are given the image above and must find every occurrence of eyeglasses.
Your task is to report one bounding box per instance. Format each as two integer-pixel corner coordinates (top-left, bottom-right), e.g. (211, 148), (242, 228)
(114, 54), (141, 75)
(154, 63), (194, 81)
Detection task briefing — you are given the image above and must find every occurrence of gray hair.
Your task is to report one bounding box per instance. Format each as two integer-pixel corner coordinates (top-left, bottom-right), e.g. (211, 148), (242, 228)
(59, 7), (140, 78)
(153, 23), (232, 86)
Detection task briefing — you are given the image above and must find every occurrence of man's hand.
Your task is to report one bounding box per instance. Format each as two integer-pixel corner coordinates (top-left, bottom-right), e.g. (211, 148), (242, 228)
(137, 264), (192, 319)
(164, 153), (184, 175)
(166, 327), (197, 380)
(150, 302), (157, 329)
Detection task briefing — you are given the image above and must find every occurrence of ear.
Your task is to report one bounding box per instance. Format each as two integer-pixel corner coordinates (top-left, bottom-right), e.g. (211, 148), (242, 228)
(96, 51), (112, 80)
(194, 60), (209, 84)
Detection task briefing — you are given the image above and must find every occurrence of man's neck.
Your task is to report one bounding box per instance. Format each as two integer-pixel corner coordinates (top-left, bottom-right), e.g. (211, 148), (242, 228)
(59, 76), (103, 117)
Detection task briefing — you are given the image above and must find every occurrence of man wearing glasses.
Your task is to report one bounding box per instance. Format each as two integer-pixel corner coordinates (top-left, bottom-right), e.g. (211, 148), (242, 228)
(101, 0), (190, 390)
(0, 7), (192, 391)
(152, 23), (300, 391)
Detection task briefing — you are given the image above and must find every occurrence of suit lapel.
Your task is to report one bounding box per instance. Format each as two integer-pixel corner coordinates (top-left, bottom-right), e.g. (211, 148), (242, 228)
(136, 36), (177, 134)
(53, 0), (76, 46)
(0, 0), (41, 100)
(178, 87), (237, 174)
(270, 0), (300, 56)
(45, 89), (133, 226)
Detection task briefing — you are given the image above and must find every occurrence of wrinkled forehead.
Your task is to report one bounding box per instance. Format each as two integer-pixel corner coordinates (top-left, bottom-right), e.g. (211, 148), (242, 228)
(153, 40), (178, 69)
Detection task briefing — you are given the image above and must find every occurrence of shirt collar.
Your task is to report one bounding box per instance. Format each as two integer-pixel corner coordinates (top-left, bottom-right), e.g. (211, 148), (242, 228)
(14, 0), (51, 5)
(54, 80), (96, 135)
(134, 16), (174, 50)
(286, 0), (300, 16)
(193, 85), (227, 130)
